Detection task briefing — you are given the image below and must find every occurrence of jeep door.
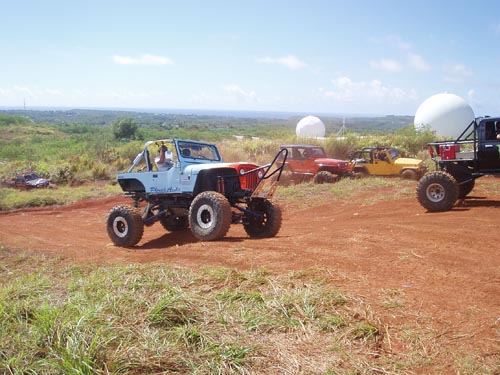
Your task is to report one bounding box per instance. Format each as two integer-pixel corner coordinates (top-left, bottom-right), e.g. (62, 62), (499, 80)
(149, 147), (183, 193)
(370, 150), (399, 175)
(478, 119), (500, 170)
(292, 147), (316, 174)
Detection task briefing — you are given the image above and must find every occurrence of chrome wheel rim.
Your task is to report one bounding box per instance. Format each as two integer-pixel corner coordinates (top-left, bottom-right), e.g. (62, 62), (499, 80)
(426, 183), (445, 202)
(197, 204), (214, 229)
(113, 217), (128, 237)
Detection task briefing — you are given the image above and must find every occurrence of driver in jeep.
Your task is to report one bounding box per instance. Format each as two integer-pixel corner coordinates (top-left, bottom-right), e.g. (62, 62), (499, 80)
(155, 144), (174, 171)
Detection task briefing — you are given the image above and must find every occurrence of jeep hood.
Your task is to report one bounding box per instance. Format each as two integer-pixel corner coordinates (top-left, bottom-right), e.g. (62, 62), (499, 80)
(315, 157), (347, 165)
(394, 158), (422, 167)
(184, 162), (259, 175)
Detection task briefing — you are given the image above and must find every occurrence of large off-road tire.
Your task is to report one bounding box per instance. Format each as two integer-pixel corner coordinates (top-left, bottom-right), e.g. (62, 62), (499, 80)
(353, 168), (368, 178)
(189, 191), (232, 241)
(313, 171), (337, 184)
(106, 205), (144, 247)
(458, 179), (475, 199)
(161, 214), (189, 232)
(445, 164), (474, 199)
(401, 169), (418, 180)
(416, 171), (458, 212)
(243, 199), (282, 238)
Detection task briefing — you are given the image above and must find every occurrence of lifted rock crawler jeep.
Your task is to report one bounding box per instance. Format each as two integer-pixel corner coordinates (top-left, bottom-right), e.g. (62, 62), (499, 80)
(417, 117), (500, 211)
(107, 139), (287, 247)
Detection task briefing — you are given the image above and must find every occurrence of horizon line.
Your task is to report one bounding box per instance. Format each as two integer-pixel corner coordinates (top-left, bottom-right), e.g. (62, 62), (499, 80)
(0, 105), (414, 119)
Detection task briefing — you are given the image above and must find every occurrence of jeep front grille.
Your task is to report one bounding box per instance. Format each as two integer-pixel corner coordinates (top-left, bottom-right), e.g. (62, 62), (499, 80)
(240, 169), (260, 190)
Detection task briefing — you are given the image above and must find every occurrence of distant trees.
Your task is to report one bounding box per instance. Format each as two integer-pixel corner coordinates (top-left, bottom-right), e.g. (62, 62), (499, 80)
(0, 113), (30, 127)
(112, 117), (139, 140)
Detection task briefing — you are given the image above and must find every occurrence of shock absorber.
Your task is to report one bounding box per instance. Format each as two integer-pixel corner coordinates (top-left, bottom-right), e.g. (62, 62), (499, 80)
(217, 176), (225, 194)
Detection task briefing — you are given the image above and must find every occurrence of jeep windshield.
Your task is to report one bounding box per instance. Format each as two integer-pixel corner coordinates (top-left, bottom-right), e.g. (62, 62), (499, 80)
(309, 147), (327, 157)
(389, 148), (399, 159)
(177, 141), (221, 161)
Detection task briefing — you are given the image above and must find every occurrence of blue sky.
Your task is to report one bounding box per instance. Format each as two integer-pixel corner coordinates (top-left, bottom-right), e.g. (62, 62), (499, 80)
(1, 0), (500, 116)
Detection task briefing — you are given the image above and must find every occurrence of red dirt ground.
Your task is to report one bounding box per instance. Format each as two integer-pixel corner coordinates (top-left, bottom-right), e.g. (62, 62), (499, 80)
(1, 179), (499, 369)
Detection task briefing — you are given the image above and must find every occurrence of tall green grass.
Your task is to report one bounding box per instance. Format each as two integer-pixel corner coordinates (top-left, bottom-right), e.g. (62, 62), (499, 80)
(0, 183), (122, 211)
(1, 249), (495, 374)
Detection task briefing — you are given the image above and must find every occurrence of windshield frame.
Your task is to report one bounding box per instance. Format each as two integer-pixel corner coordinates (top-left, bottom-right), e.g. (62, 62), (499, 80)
(389, 148), (399, 159)
(177, 140), (222, 162)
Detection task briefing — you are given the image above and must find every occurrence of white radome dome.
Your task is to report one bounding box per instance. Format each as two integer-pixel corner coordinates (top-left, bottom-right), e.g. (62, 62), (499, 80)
(414, 93), (475, 138)
(296, 115), (325, 138)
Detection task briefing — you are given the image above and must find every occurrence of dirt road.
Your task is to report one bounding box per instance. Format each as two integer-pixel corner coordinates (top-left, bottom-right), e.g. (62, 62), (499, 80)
(1, 179), (499, 365)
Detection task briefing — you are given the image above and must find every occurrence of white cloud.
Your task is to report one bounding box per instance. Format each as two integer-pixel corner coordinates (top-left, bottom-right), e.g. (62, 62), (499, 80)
(370, 58), (402, 72)
(387, 35), (412, 51)
(0, 85), (175, 107)
(223, 84), (257, 102)
(467, 89), (476, 98)
(110, 90), (153, 100)
(0, 85), (65, 107)
(43, 88), (63, 96)
(369, 35), (431, 73)
(407, 52), (431, 72)
(112, 54), (173, 66)
(370, 54), (430, 73)
(369, 34), (411, 51)
(256, 54), (306, 70)
(13, 85), (35, 96)
(444, 63), (472, 83)
(0, 86), (62, 98)
(324, 76), (416, 103)
(466, 88), (490, 114)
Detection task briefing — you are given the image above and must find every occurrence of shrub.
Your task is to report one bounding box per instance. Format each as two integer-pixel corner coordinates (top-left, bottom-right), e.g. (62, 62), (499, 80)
(112, 117), (139, 140)
(49, 163), (76, 184)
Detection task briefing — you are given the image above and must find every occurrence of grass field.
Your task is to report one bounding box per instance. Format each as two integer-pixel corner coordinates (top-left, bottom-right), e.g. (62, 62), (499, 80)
(0, 248), (428, 375)
(0, 183), (122, 211)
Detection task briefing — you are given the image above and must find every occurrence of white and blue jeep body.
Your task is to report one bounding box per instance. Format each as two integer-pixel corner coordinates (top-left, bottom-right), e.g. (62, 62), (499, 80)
(107, 138), (287, 247)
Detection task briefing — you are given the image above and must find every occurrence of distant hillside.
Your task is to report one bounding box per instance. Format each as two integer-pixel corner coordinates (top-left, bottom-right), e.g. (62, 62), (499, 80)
(0, 113), (62, 140)
(0, 109), (414, 134)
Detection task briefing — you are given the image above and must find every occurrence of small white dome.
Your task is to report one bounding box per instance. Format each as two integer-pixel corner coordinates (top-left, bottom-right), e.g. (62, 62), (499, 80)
(296, 115), (325, 138)
(414, 93), (475, 138)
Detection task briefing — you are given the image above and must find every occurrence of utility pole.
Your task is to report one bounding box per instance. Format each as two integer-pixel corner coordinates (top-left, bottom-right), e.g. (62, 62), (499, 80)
(337, 117), (347, 138)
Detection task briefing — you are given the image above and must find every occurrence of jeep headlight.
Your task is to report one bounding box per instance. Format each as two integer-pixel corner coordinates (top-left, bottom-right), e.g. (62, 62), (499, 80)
(239, 168), (245, 175)
(258, 170), (264, 179)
